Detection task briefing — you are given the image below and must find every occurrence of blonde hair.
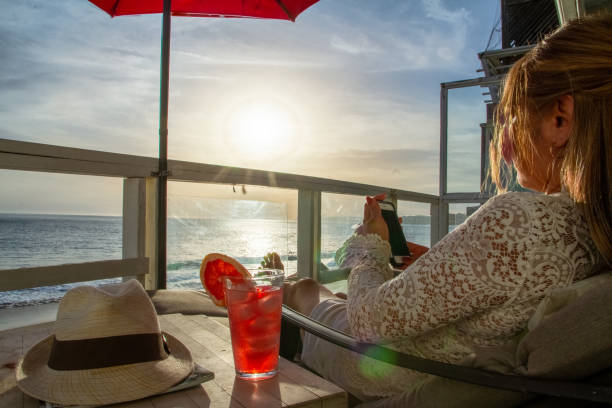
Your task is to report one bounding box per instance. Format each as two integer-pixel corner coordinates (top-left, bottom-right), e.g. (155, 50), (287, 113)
(490, 14), (612, 265)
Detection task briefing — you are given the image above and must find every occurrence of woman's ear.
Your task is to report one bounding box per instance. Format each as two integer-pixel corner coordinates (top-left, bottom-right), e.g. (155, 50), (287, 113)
(545, 94), (574, 148)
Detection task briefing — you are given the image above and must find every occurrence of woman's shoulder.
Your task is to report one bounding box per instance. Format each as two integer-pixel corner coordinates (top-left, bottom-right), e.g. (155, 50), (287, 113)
(479, 191), (574, 214)
(464, 191), (584, 239)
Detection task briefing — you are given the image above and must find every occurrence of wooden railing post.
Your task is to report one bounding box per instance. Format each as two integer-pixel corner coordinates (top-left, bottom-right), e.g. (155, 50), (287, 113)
(430, 200), (449, 246)
(297, 190), (321, 280)
(430, 202), (439, 246)
(122, 177), (158, 289)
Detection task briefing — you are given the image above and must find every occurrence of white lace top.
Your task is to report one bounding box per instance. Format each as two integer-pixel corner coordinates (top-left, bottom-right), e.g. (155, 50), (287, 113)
(333, 191), (601, 397)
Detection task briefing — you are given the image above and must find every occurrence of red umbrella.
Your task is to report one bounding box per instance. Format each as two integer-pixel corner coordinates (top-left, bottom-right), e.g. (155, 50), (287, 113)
(90, 0), (319, 20)
(88, 0), (320, 288)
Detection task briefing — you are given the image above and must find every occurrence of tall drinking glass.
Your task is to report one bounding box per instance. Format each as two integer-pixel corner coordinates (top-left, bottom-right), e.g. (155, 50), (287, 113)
(224, 269), (284, 380)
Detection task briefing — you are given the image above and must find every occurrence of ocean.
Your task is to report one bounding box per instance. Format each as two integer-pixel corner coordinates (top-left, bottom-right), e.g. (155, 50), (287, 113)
(0, 213), (432, 308)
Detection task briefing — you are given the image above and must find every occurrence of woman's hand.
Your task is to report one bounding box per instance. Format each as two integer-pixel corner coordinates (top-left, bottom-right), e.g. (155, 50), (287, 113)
(356, 193), (389, 241)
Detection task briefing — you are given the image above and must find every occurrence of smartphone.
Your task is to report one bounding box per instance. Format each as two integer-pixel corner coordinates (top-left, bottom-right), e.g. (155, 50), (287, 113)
(378, 200), (412, 267)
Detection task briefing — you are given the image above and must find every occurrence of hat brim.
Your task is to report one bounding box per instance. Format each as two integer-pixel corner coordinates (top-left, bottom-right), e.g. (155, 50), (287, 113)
(16, 332), (193, 406)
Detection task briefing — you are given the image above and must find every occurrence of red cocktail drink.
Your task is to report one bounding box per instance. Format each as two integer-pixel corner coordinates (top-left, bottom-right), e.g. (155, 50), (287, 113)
(224, 269), (284, 380)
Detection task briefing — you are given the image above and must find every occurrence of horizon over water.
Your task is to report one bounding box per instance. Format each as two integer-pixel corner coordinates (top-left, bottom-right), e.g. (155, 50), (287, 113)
(0, 212), (434, 308)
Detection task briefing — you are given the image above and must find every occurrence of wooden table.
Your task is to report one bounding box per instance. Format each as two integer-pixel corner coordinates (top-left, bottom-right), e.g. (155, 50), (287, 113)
(0, 313), (347, 408)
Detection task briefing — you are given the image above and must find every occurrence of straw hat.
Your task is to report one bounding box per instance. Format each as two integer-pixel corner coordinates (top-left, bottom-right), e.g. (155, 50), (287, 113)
(16, 280), (193, 406)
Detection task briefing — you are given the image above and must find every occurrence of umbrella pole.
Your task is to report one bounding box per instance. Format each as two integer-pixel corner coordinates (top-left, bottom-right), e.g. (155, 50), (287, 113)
(157, 0), (171, 289)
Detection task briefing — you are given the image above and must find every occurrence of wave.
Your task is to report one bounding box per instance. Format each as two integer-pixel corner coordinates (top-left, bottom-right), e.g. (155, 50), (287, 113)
(167, 260), (203, 271)
(0, 296), (63, 309)
(166, 255), (298, 271)
(166, 252), (339, 272)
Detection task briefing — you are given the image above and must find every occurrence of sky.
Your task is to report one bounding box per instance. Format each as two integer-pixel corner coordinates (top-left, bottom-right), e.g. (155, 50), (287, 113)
(0, 0), (501, 218)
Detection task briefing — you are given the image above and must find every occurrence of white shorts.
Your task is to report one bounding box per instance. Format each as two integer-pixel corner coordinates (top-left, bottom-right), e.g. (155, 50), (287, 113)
(301, 299), (418, 400)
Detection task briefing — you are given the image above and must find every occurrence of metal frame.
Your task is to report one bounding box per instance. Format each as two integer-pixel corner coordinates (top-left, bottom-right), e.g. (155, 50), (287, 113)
(1, 70), (507, 291)
(0, 137), (439, 291)
(283, 305), (612, 404)
(438, 77), (501, 242)
(477, 46), (533, 105)
(0, 139), (437, 203)
(157, 0), (172, 290)
(3, 66), (514, 291)
(478, 46), (533, 78)
(555, 0), (582, 23)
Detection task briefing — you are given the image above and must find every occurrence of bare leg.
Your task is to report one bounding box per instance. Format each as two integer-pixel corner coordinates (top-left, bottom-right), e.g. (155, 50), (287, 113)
(262, 252), (345, 307)
(280, 278), (342, 360)
(263, 252), (341, 358)
(283, 278), (338, 318)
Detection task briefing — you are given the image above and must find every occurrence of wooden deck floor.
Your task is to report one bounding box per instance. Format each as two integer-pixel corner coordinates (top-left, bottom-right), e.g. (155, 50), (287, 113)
(0, 313), (347, 408)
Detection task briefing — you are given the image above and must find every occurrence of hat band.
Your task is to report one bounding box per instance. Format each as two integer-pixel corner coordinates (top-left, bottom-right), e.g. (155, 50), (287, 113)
(48, 333), (169, 371)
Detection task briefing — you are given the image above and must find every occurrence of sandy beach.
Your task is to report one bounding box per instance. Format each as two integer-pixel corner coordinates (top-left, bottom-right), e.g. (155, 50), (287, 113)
(0, 302), (58, 331)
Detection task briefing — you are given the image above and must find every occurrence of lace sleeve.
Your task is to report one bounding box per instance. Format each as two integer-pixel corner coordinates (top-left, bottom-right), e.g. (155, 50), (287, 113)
(335, 233), (392, 271)
(344, 192), (596, 343)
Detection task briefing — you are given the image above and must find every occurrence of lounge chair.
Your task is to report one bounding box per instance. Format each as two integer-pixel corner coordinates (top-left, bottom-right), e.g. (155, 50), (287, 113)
(148, 268), (612, 407)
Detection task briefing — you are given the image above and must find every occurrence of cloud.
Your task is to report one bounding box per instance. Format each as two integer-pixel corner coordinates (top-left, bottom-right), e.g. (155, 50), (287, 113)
(298, 147), (440, 195)
(0, 0), (496, 215)
(423, 0), (471, 24)
(318, 1), (474, 73)
(169, 16), (331, 70)
(329, 33), (382, 55)
(173, 49), (325, 69)
(327, 147), (438, 167)
(165, 1), (476, 74)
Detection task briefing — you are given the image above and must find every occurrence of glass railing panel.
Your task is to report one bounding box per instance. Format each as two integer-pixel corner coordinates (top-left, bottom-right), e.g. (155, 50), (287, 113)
(448, 202), (481, 233)
(167, 182), (297, 290)
(481, 121), (527, 194)
(166, 13), (441, 195)
(446, 86), (488, 193)
(0, 170), (123, 307)
(396, 200), (431, 248)
(320, 194), (434, 293)
(320, 193), (364, 293)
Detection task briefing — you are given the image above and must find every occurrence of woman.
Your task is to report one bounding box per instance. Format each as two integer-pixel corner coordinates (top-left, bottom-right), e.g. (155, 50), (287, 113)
(284, 15), (612, 401)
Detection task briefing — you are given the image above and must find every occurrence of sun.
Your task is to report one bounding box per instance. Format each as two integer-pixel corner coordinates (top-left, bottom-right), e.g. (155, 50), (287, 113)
(226, 98), (297, 157)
